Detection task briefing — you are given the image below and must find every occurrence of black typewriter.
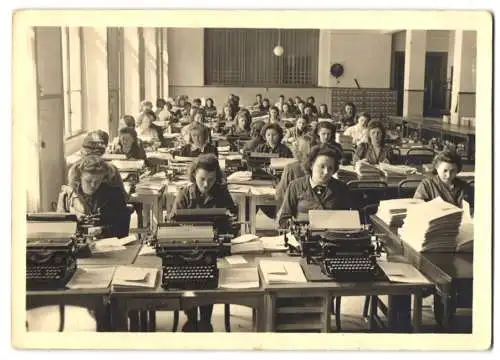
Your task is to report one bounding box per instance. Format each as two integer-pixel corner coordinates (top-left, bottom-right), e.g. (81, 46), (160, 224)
(73, 211), (108, 256)
(153, 209), (234, 290)
(287, 211), (386, 282)
(26, 213), (79, 290)
(244, 152), (279, 181)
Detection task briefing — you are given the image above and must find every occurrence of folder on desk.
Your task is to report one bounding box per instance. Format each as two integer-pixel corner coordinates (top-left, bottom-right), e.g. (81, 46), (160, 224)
(259, 260), (307, 284)
(377, 261), (430, 284)
(219, 267), (259, 289)
(66, 266), (116, 290)
(111, 266), (159, 290)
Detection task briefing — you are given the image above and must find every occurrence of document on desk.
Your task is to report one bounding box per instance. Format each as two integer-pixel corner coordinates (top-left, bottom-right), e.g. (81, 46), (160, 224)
(224, 255), (248, 265)
(219, 267), (259, 289)
(308, 210), (362, 231)
(112, 266), (159, 289)
(92, 244), (127, 253)
(66, 267), (116, 289)
(260, 234), (287, 251)
(95, 235), (137, 247)
(232, 233), (259, 244)
(259, 260), (307, 284)
(377, 261), (430, 284)
(250, 186), (276, 196)
(138, 244), (156, 256)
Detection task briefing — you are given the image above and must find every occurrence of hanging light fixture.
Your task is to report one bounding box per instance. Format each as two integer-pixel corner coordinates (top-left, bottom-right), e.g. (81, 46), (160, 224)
(273, 28), (284, 56)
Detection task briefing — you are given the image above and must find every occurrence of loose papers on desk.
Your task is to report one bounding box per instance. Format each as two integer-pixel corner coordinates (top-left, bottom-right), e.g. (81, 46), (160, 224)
(355, 161), (385, 180)
(66, 266), (116, 289)
(398, 197), (464, 252)
(377, 163), (418, 182)
(219, 267), (259, 289)
(111, 266), (159, 290)
(259, 259), (307, 284)
(269, 158), (297, 169)
(377, 261), (430, 284)
(227, 171), (252, 183)
(376, 198), (425, 227)
(134, 177), (167, 195)
(250, 186), (276, 196)
(111, 160), (145, 172)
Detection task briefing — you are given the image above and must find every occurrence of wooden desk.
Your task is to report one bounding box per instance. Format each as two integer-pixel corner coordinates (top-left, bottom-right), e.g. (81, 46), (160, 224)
(258, 256), (432, 333)
(26, 286), (111, 332)
(77, 244), (142, 267)
(370, 215), (473, 331)
(110, 253), (266, 332)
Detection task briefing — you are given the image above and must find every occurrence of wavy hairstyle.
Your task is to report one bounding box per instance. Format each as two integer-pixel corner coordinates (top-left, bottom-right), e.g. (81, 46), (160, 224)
(366, 120), (387, 148)
(68, 155), (115, 191)
(432, 149), (463, 174)
(260, 122), (285, 143)
(302, 143), (343, 176)
(188, 153), (224, 186)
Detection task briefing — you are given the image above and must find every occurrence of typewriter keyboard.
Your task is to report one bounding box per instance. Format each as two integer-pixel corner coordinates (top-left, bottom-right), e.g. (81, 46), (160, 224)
(162, 265), (219, 290)
(27, 266), (65, 280)
(321, 257), (380, 281)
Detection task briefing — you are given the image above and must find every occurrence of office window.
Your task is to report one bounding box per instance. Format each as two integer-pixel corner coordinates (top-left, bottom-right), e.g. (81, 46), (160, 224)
(204, 29), (319, 87)
(61, 27), (84, 138)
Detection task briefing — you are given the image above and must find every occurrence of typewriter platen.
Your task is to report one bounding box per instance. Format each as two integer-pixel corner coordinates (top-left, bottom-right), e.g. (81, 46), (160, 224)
(26, 213), (78, 290)
(244, 152), (279, 181)
(153, 209), (233, 290)
(287, 210), (386, 282)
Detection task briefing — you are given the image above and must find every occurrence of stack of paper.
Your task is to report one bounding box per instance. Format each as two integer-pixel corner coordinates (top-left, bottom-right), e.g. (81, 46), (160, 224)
(355, 161), (385, 180)
(219, 267), (259, 289)
(258, 259), (307, 284)
(146, 151), (172, 161)
(66, 266), (116, 290)
(377, 163), (418, 182)
(259, 234), (288, 251)
(102, 153), (127, 161)
(252, 115), (269, 123)
(111, 160), (145, 172)
(269, 158), (297, 170)
(336, 165), (358, 182)
(376, 198), (425, 227)
(456, 201), (474, 252)
(398, 197), (464, 252)
(225, 153), (243, 161)
(250, 186), (276, 196)
(227, 171), (252, 183)
(318, 118), (334, 123)
(111, 266), (159, 290)
(93, 235), (137, 253)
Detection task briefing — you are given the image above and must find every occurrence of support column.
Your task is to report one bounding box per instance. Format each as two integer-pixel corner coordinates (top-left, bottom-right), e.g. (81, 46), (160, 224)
(161, 28), (169, 99)
(403, 30), (427, 118)
(122, 27), (141, 116)
(143, 27), (157, 102)
(450, 30), (476, 124)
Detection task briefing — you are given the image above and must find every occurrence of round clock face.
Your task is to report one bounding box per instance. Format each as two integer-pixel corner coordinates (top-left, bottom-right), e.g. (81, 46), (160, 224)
(330, 63), (344, 78)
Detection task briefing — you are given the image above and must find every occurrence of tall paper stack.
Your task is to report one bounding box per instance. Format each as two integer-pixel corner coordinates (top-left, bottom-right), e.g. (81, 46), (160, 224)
(355, 161), (385, 181)
(376, 198), (425, 227)
(398, 197), (463, 252)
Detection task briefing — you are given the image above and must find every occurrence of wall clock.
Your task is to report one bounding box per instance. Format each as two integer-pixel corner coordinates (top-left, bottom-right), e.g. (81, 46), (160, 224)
(330, 63), (344, 79)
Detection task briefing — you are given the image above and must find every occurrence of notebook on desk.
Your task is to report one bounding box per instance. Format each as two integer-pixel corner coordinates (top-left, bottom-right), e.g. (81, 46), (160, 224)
(111, 266), (159, 290)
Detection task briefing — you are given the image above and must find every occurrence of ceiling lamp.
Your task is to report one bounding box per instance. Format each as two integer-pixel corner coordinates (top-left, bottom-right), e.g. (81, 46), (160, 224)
(273, 29), (284, 56)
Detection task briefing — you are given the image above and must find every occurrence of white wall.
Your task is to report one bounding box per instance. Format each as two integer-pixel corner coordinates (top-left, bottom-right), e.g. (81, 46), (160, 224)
(82, 27), (109, 133)
(167, 28), (204, 87)
(123, 27), (141, 115)
(143, 27), (158, 101)
(317, 30), (392, 88)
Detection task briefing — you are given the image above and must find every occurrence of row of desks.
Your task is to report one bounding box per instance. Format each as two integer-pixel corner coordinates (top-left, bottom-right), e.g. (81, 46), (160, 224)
(27, 225), (470, 333)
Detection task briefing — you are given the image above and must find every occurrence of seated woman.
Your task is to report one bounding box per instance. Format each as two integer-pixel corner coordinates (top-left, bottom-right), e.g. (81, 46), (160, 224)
(315, 121), (340, 148)
(343, 112), (371, 145)
(242, 120), (266, 152)
(168, 154), (238, 332)
(175, 122), (218, 157)
(58, 155), (131, 238)
(275, 134), (314, 208)
(280, 103), (296, 119)
(203, 97), (218, 119)
(106, 127), (147, 161)
(306, 96), (318, 115)
(277, 143), (352, 227)
(254, 123), (293, 158)
(226, 110), (251, 137)
(353, 121), (394, 165)
(317, 103), (332, 119)
(268, 106), (283, 127)
(339, 102), (357, 128)
(136, 109), (165, 147)
(414, 149), (474, 209)
(157, 101), (175, 123)
(284, 116), (310, 144)
(259, 98), (271, 115)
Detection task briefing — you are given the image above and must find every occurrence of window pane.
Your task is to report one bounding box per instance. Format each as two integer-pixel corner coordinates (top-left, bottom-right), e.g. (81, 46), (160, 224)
(69, 91), (83, 134)
(204, 29), (319, 87)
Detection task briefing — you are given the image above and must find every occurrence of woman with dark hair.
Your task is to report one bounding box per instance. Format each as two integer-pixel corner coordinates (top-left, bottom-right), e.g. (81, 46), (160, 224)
(353, 121), (393, 164)
(243, 120), (266, 152)
(260, 98), (271, 114)
(285, 116), (310, 144)
(314, 121), (338, 147)
(57, 155), (130, 238)
(268, 106), (282, 126)
(306, 96), (318, 115)
(340, 102), (357, 127)
(276, 134), (314, 208)
(317, 104), (332, 119)
(106, 127), (147, 161)
(280, 103), (296, 119)
(277, 143), (352, 227)
(175, 122), (218, 157)
(168, 154), (238, 332)
(204, 98), (218, 119)
(254, 123), (293, 158)
(414, 149), (473, 208)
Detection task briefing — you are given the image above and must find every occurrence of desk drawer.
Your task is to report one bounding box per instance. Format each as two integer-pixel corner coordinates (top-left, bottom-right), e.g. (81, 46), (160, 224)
(127, 298), (180, 311)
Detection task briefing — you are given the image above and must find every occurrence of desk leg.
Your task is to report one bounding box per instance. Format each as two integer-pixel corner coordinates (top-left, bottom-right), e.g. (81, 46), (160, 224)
(249, 196), (257, 235)
(110, 299), (129, 332)
(238, 195), (246, 234)
(129, 311), (139, 332)
(94, 297), (111, 332)
(412, 293), (422, 333)
(388, 295), (411, 332)
(434, 293), (456, 332)
(264, 294), (275, 332)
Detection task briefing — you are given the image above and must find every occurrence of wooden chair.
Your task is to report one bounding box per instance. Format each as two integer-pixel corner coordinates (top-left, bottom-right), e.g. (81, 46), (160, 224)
(404, 148), (436, 166)
(346, 180), (389, 224)
(397, 179), (422, 198)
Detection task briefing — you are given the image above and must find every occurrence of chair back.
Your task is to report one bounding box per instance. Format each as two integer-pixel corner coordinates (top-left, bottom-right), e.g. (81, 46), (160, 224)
(346, 180), (388, 223)
(341, 149), (355, 166)
(405, 148), (436, 166)
(388, 147), (402, 165)
(397, 179), (422, 198)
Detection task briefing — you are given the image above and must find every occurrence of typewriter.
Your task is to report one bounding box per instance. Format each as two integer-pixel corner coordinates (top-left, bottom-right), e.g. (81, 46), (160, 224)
(153, 208), (234, 290)
(26, 213), (79, 290)
(244, 152), (279, 181)
(269, 158), (297, 179)
(288, 210), (385, 282)
(74, 210), (110, 256)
